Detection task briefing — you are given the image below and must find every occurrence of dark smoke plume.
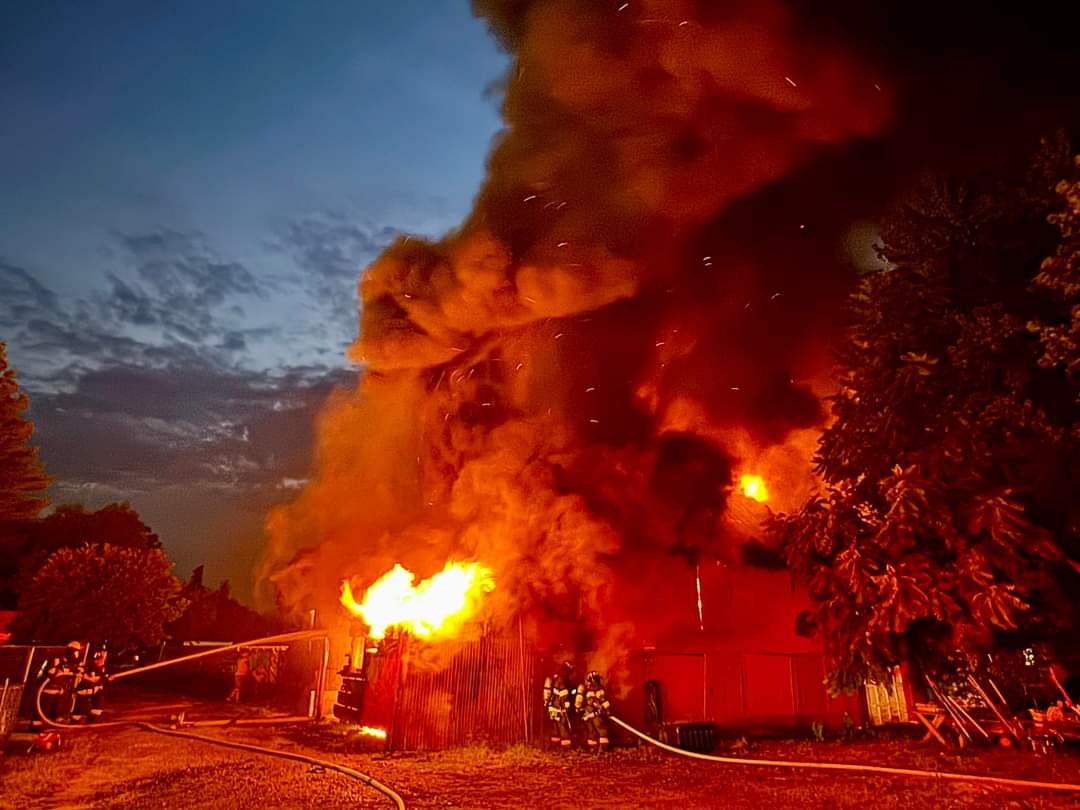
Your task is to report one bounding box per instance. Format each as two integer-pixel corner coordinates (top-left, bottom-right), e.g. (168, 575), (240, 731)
(261, 0), (896, 672)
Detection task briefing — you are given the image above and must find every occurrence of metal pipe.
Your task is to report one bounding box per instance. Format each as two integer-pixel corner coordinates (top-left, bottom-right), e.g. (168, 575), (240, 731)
(315, 635), (330, 720)
(947, 694), (989, 740)
(517, 615), (529, 743)
(21, 648), (34, 685)
(175, 715), (316, 728)
(967, 674), (1019, 739)
(987, 677), (1010, 710)
(925, 676), (972, 742)
(1047, 666), (1080, 718)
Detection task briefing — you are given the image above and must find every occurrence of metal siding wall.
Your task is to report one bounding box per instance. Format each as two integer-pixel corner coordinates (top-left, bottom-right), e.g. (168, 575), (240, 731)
(648, 654), (707, 722)
(390, 632), (533, 750)
(704, 652), (744, 724)
(792, 653), (829, 725)
(743, 653), (796, 725)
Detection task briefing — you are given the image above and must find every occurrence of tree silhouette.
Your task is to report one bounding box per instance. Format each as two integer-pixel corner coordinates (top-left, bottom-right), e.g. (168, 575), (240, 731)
(33, 502), (162, 558)
(1030, 154), (1080, 391)
(772, 137), (1080, 688)
(14, 543), (187, 650)
(0, 342), (49, 522)
(169, 570), (279, 642)
(0, 343), (50, 607)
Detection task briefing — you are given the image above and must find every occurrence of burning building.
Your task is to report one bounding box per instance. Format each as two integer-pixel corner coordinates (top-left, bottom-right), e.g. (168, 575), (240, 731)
(259, 0), (897, 747)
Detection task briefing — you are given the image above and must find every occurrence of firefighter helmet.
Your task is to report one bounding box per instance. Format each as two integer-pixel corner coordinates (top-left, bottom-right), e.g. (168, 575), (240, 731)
(586, 670), (602, 689)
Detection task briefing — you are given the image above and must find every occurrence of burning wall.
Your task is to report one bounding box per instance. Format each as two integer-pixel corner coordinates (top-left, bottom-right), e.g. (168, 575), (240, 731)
(259, 0), (891, 676)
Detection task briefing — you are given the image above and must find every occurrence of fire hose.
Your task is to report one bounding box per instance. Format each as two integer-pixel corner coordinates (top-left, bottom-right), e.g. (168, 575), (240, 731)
(31, 630), (407, 809)
(108, 630), (326, 682)
(140, 723), (405, 810)
(32, 630), (328, 731)
(611, 716), (1080, 795)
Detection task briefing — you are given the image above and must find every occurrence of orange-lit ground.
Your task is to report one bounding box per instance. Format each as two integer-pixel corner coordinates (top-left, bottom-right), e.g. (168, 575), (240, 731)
(3, 689), (1079, 809)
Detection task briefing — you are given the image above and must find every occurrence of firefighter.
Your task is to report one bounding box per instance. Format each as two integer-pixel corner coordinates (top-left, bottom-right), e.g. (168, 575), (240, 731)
(78, 646), (109, 720)
(227, 651), (251, 703)
(39, 641), (84, 724)
(543, 660), (575, 750)
(35, 655), (64, 728)
(576, 670), (612, 752)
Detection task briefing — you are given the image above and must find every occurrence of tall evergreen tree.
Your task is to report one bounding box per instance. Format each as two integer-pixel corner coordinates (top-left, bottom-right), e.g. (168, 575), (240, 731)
(0, 342), (50, 522)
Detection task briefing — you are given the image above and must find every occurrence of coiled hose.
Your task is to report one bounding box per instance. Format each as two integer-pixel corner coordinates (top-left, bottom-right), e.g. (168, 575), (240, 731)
(611, 716), (1080, 794)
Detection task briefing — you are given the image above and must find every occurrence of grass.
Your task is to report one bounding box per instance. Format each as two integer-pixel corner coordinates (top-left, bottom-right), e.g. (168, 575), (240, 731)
(4, 690), (1080, 809)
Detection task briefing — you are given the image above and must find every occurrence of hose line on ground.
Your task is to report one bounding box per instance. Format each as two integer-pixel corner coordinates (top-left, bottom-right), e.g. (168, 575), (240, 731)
(140, 722), (406, 810)
(30, 629), (409, 808)
(35, 678), (128, 731)
(611, 716), (1080, 794)
(33, 681), (406, 809)
(32, 629), (328, 732)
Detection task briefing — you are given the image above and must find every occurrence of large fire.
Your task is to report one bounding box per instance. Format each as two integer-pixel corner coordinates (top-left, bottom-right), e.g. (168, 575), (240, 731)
(340, 561), (494, 640)
(739, 474), (769, 503)
(261, 0), (892, 671)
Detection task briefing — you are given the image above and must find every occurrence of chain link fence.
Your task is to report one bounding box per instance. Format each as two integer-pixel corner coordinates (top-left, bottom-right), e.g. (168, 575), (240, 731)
(0, 678), (24, 753)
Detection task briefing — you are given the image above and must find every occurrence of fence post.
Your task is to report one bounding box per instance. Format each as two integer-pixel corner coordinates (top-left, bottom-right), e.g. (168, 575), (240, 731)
(518, 616), (530, 743)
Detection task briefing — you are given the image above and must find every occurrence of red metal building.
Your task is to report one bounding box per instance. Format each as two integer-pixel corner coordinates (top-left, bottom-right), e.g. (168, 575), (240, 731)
(617, 560), (871, 734)
(335, 558), (907, 750)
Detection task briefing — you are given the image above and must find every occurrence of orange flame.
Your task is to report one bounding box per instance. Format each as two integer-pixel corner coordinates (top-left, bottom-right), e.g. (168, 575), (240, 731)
(340, 561), (494, 640)
(739, 474), (769, 503)
(359, 726), (387, 739)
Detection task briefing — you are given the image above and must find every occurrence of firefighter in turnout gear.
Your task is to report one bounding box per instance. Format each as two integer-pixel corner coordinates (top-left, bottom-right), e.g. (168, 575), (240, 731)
(575, 670), (611, 751)
(76, 646), (109, 720)
(37, 641), (84, 725)
(543, 661), (575, 750)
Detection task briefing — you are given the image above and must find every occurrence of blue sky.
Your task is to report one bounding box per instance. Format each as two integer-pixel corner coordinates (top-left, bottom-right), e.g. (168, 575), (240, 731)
(0, 1), (508, 598)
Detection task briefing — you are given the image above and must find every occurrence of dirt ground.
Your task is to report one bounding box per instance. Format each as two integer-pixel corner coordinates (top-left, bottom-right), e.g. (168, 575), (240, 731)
(4, 691), (1080, 809)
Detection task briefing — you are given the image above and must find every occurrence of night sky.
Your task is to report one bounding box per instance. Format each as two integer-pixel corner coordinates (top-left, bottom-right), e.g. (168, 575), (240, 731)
(3, 1), (1078, 604)
(1, 1), (506, 598)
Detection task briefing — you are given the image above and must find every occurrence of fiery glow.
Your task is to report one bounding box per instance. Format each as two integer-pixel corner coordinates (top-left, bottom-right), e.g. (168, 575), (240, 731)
(739, 474), (769, 503)
(340, 561), (494, 640)
(359, 726), (387, 740)
(695, 563), (704, 632)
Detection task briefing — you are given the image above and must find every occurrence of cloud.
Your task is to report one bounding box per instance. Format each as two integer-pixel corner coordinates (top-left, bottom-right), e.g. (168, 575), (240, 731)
(279, 214), (399, 282)
(273, 212), (399, 344)
(0, 261), (60, 317)
(0, 212), (414, 596)
(1, 229), (365, 598)
(92, 229), (269, 347)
